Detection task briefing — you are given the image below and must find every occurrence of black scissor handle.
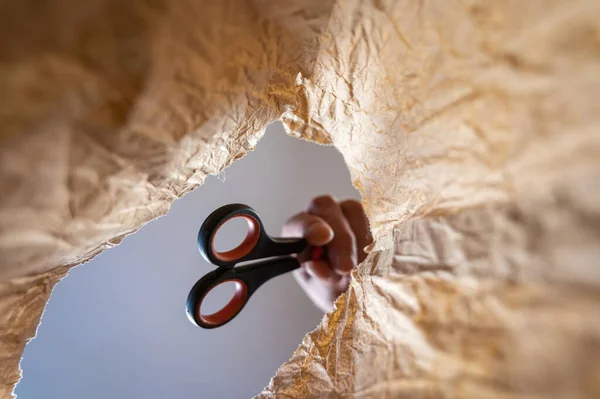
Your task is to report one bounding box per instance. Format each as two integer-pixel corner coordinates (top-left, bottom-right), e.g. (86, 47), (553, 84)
(197, 203), (307, 268)
(186, 256), (301, 329)
(188, 203), (326, 329)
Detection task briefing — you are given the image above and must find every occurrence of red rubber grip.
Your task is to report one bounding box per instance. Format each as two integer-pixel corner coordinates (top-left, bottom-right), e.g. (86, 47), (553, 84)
(311, 246), (325, 261)
(210, 215), (260, 262)
(197, 279), (248, 327)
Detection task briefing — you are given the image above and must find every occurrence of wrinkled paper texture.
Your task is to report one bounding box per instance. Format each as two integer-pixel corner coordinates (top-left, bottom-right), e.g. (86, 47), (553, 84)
(1, 0), (599, 398)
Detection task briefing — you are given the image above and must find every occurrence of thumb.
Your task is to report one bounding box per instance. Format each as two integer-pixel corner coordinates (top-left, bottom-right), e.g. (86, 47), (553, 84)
(281, 212), (334, 246)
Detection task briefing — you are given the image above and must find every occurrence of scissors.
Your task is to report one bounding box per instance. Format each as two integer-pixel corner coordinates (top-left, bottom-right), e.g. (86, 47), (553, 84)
(186, 203), (325, 329)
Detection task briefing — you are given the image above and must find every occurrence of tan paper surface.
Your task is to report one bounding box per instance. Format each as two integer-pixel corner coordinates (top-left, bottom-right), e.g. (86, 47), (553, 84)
(1, 0), (599, 397)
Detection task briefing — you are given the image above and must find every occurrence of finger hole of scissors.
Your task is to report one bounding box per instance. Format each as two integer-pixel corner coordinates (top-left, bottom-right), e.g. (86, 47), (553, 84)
(211, 215), (260, 262)
(198, 280), (248, 327)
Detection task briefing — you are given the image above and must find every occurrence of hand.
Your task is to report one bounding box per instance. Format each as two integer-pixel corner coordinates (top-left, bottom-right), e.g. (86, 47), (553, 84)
(281, 196), (371, 312)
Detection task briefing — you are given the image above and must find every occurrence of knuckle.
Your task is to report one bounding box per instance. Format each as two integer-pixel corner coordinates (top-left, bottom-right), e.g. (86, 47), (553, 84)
(287, 212), (306, 223)
(309, 195), (338, 211)
(340, 199), (364, 214)
(334, 229), (355, 251)
(281, 212), (308, 236)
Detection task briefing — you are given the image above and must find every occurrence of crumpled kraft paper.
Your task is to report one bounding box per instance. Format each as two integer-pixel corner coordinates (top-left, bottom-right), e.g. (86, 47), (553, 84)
(1, 0), (599, 398)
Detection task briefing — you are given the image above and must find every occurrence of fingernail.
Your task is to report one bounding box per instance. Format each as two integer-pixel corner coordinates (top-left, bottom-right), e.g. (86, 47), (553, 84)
(306, 223), (332, 244)
(335, 256), (355, 275)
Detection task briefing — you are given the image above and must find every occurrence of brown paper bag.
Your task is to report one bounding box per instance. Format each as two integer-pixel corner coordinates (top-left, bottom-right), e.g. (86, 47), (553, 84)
(1, 0), (599, 397)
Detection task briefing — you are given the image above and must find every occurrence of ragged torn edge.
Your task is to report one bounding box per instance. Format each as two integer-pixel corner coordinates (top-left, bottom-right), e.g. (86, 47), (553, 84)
(9, 124), (277, 397)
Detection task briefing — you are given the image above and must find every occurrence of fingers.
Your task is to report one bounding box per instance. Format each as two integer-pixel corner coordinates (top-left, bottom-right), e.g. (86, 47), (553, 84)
(293, 267), (351, 313)
(340, 199), (372, 263)
(307, 195), (356, 276)
(281, 212), (336, 280)
(304, 260), (338, 280)
(282, 198), (370, 276)
(293, 269), (337, 312)
(281, 212), (334, 246)
(289, 196), (370, 313)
